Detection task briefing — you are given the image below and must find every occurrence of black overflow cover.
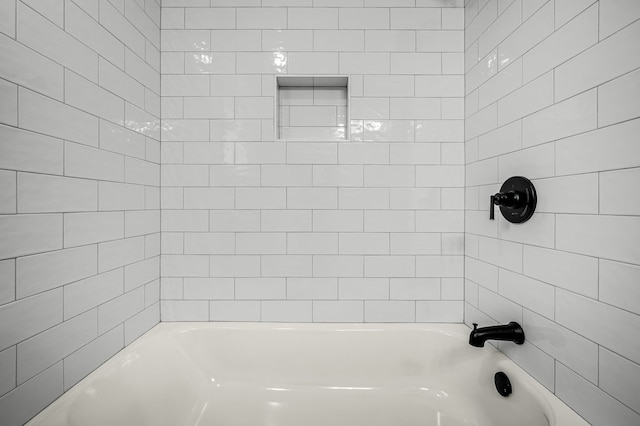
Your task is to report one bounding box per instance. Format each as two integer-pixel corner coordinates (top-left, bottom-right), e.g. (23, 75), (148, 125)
(494, 371), (512, 397)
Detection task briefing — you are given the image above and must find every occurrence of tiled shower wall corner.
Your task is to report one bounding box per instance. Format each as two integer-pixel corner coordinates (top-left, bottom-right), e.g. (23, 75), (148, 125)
(0, 1), (161, 424)
(160, 0), (466, 322)
(464, 0), (640, 424)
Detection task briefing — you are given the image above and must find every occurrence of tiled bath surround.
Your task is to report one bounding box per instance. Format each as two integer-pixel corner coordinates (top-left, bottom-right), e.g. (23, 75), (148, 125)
(464, 0), (640, 424)
(0, 0), (161, 424)
(160, 1), (466, 323)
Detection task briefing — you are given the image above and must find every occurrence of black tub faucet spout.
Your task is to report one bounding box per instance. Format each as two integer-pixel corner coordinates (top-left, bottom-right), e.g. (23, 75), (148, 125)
(469, 322), (525, 347)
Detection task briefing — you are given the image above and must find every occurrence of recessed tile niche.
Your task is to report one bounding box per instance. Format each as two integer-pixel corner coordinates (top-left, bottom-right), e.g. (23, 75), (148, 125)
(276, 76), (349, 141)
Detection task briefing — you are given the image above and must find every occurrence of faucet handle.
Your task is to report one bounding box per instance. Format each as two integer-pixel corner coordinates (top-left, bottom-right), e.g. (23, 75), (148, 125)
(472, 323), (478, 330)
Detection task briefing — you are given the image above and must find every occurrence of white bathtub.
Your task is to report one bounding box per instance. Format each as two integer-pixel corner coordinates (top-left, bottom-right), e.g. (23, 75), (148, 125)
(27, 323), (588, 426)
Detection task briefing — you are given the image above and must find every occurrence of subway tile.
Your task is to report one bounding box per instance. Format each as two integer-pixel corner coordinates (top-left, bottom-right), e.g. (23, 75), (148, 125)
(365, 211), (415, 233)
(598, 68), (640, 128)
(0, 78), (17, 126)
(600, 260), (640, 316)
(417, 301), (463, 322)
(99, 120), (146, 160)
(390, 278), (439, 300)
(390, 188), (440, 210)
(416, 120), (464, 142)
(339, 234), (389, 255)
(16, 173), (96, 214)
(465, 0), (497, 49)
(98, 236), (145, 273)
(63, 326), (123, 391)
(161, 255), (208, 278)
(0, 289), (62, 350)
(599, 347), (640, 414)
(523, 4), (598, 83)
(64, 269), (123, 320)
(466, 49), (497, 94)
(416, 210), (464, 233)
(313, 301), (363, 322)
(415, 75), (464, 98)
(416, 165), (464, 187)
(478, 0), (521, 58)
(16, 245), (96, 299)
(185, 7), (235, 29)
(210, 119), (262, 142)
(465, 103), (497, 140)
(236, 52), (288, 74)
(314, 30), (364, 51)
(210, 75), (262, 96)
(497, 1), (553, 70)
(65, 142), (125, 182)
(477, 286), (523, 325)
(185, 52), (235, 74)
(465, 257), (498, 291)
(236, 187), (286, 209)
(365, 301), (414, 322)
(184, 232), (234, 255)
(338, 142), (389, 164)
(262, 255), (311, 277)
(390, 233), (440, 255)
(161, 29), (210, 51)
(18, 3), (98, 82)
(599, 0), (640, 39)
(557, 214), (640, 265)
(524, 309), (598, 384)
(288, 187), (337, 209)
(338, 278), (388, 299)
(365, 30), (415, 52)
(19, 89), (98, 147)
(0, 259), (15, 305)
(183, 277), (233, 300)
(523, 89), (597, 148)
(556, 118), (640, 176)
(390, 53), (441, 74)
(313, 255), (363, 278)
(288, 53), (338, 74)
(557, 289), (640, 365)
(237, 7), (286, 29)
(600, 168), (640, 216)
(0, 362), (62, 426)
(236, 278), (286, 300)
(287, 278), (337, 300)
(0, 33), (64, 101)
(161, 300), (208, 321)
(523, 245), (598, 299)
(287, 143), (337, 164)
(65, 0), (124, 69)
(555, 19), (640, 101)
(416, 255), (463, 278)
(499, 269), (554, 319)
(17, 309), (96, 384)
(498, 212), (555, 248)
(98, 287), (144, 334)
(364, 75), (414, 97)
(391, 8), (440, 29)
(0, 346), (16, 396)
(417, 30), (464, 52)
(80, 212), (127, 256)
(339, 53), (389, 74)
(209, 301), (260, 322)
(498, 142), (554, 182)
(287, 233), (337, 255)
(478, 58), (522, 109)
(262, 301), (312, 322)
(339, 8), (388, 29)
(262, 30), (313, 51)
(0, 214), (62, 260)
(478, 236), (522, 273)
(558, 362), (640, 426)
(0, 0), (15, 37)
(498, 71), (554, 126)
(98, 181), (145, 211)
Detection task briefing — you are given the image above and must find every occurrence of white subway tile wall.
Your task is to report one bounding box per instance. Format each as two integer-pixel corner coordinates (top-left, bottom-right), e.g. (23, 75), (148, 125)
(465, 1), (640, 424)
(160, 1), (465, 324)
(0, 0), (160, 423)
